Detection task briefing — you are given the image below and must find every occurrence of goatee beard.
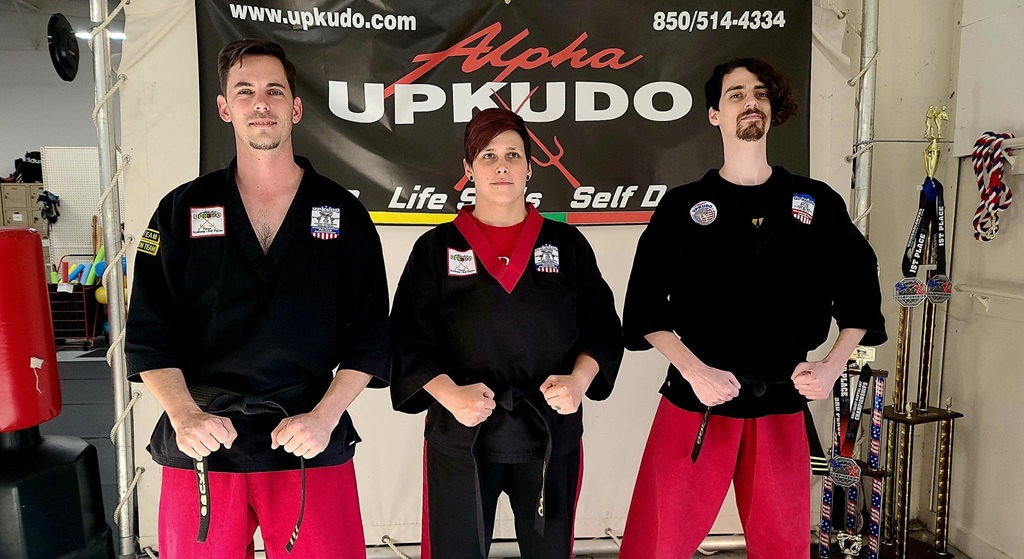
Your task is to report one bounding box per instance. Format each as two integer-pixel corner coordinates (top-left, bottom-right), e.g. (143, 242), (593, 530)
(737, 122), (765, 142)
(736, 109), (767, 142)
(248, 138), (282, 150)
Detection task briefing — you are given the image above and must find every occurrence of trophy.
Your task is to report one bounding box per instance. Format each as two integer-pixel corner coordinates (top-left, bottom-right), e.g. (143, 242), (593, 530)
(838, 532), (864, 559)
(880, 106), (964, 559)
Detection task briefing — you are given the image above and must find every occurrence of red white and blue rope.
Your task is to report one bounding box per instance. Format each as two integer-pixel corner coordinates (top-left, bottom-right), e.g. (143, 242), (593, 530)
(971, 132), (1015, 241)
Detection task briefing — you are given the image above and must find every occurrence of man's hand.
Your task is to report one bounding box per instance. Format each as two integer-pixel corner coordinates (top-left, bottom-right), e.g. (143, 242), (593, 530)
(271, 410), (340, 459)
(791, 360), (845, 400)
(170, 410), (237, 459)
(438, 383), (496, 427)
(684, 364), (741, 407)
(541, 374), (587, 415)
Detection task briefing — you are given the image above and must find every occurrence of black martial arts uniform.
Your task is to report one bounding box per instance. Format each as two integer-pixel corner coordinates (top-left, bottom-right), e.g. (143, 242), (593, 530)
(125, 156), (389, 554)
(390, 205), (622, 559)
(127, 156), (390, 470)
(618, 167), (886, 558)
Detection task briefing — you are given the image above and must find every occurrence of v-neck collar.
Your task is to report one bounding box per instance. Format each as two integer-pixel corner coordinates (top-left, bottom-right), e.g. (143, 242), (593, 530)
(453, 205), (543, 294)
(224, 156), (311, 280)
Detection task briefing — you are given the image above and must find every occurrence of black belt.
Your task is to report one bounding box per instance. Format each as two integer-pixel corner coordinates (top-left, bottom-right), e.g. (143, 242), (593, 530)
(689, 376), (826, 471)
(468, 387), (555, 557)
(188, 384), (306, 554)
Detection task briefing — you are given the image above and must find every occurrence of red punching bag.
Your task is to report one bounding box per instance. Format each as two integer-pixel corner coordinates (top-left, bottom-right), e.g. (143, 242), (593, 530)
(0, 228), (61, 432)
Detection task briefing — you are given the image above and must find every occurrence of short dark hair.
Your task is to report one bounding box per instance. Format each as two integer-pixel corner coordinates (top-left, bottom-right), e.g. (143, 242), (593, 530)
(217, 38), (297, 97)
(704, 58), (797, 127)
(464, 108), (532, 163)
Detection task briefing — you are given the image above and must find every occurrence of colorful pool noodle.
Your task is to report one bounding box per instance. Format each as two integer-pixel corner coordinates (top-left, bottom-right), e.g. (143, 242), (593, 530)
(68, 264), (84, 283)
(84, 245), (105, 286)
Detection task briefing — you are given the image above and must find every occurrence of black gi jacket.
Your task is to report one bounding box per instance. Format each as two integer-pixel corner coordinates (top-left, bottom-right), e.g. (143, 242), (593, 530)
(125, 156), (390, 472)
(390, 206), (623, 462)
(623, 167), (886, 418)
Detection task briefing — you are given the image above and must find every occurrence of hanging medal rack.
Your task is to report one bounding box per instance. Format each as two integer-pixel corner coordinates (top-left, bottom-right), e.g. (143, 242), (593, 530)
(879, 106), (963, 559)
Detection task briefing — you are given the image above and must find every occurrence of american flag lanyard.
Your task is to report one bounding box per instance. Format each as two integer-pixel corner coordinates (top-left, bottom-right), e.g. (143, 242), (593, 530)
(866, 374), (886, 559)
(971, 132), (1015, 241)
(819, 364), (872, 558)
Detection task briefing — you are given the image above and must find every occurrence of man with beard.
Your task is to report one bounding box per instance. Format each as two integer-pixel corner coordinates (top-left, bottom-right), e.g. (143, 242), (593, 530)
(126, 39), (389, 558)
(617, 58), (886, 557)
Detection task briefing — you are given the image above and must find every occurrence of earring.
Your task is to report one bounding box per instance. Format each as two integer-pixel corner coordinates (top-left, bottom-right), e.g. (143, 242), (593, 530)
(526, 175), (531, 182)
(468, 175), (474, 182)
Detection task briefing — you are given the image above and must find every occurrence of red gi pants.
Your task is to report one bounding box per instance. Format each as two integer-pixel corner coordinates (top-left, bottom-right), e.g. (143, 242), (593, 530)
(619, 397), (810, 559)
(158, 461), (366, 559)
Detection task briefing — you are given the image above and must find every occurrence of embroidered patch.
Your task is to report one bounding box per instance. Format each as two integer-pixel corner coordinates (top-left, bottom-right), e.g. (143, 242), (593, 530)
(137, 228), (160, 256)
(689, 201), (717, 226)
(190, 206), (225, 238)
(447, 248), (477, 276)
(792, 194), (816, 224)
(310, 206), (341, 240)
(534, 244), (560, 273)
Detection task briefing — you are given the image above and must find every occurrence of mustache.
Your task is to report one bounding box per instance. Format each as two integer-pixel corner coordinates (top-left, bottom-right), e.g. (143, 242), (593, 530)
(739, 108), (767, 121)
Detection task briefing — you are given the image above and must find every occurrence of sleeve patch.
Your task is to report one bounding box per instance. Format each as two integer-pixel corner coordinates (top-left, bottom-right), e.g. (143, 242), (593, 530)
(138, 228), (160, 256)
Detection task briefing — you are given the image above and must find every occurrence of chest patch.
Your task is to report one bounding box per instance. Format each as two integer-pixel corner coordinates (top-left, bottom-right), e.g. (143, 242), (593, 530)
(534, 244), (560, 273)
(791, 194), (816, 224)
(190, 206), (225, 238)
(310, 206), (341, 239)
(690, 201), (717, 226)
(447, 248), (477, 276)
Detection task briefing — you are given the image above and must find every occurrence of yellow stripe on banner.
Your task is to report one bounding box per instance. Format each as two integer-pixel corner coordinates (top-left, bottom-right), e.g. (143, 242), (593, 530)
(370, 212), (457, 225)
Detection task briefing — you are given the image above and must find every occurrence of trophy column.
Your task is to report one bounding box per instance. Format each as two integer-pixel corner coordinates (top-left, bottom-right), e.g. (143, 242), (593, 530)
(879, 106), (963, 559)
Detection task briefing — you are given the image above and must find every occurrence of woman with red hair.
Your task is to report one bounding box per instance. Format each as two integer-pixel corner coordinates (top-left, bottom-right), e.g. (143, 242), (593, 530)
(390, 108), (623, 559)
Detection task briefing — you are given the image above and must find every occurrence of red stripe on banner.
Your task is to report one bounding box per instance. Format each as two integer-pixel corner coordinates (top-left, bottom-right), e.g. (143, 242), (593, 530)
(566, 211), (653, 224)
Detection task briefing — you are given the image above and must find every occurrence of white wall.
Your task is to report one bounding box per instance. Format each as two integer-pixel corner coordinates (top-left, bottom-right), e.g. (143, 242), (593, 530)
(0, 50), (101, 177)
(940, 2), (1024, 558)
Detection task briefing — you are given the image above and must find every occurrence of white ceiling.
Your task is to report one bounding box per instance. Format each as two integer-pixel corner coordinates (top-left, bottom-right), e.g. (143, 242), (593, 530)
(1, 0), (124, 53)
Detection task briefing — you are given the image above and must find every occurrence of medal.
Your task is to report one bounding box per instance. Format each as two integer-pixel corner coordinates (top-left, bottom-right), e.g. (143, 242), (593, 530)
(894, 277), (926, 308)
(926, 274), (952, 304)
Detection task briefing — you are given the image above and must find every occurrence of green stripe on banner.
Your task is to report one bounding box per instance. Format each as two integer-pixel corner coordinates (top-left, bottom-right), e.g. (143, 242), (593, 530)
(541, 212), (568, 223)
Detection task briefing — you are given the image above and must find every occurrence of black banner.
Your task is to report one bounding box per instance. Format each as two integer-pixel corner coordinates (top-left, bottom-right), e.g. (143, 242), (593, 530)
(197, 0), (810, 224)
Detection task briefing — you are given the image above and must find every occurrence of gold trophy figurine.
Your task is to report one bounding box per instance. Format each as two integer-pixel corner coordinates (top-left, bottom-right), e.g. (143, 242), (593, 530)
(924, 105), (947, 179)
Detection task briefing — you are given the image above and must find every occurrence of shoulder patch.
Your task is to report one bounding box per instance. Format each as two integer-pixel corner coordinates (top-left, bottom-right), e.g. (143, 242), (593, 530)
(791, 194), (816, 225)
(190, 206), (226, 237)
(137, 228), (160, 256)
(447, 248), (477, 277)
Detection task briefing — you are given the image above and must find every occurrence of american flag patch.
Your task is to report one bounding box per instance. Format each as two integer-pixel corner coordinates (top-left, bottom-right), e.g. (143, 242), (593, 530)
(310, 206), (341, 239)
(534, 244), (559, 273)
(792, 194), (815, 225)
